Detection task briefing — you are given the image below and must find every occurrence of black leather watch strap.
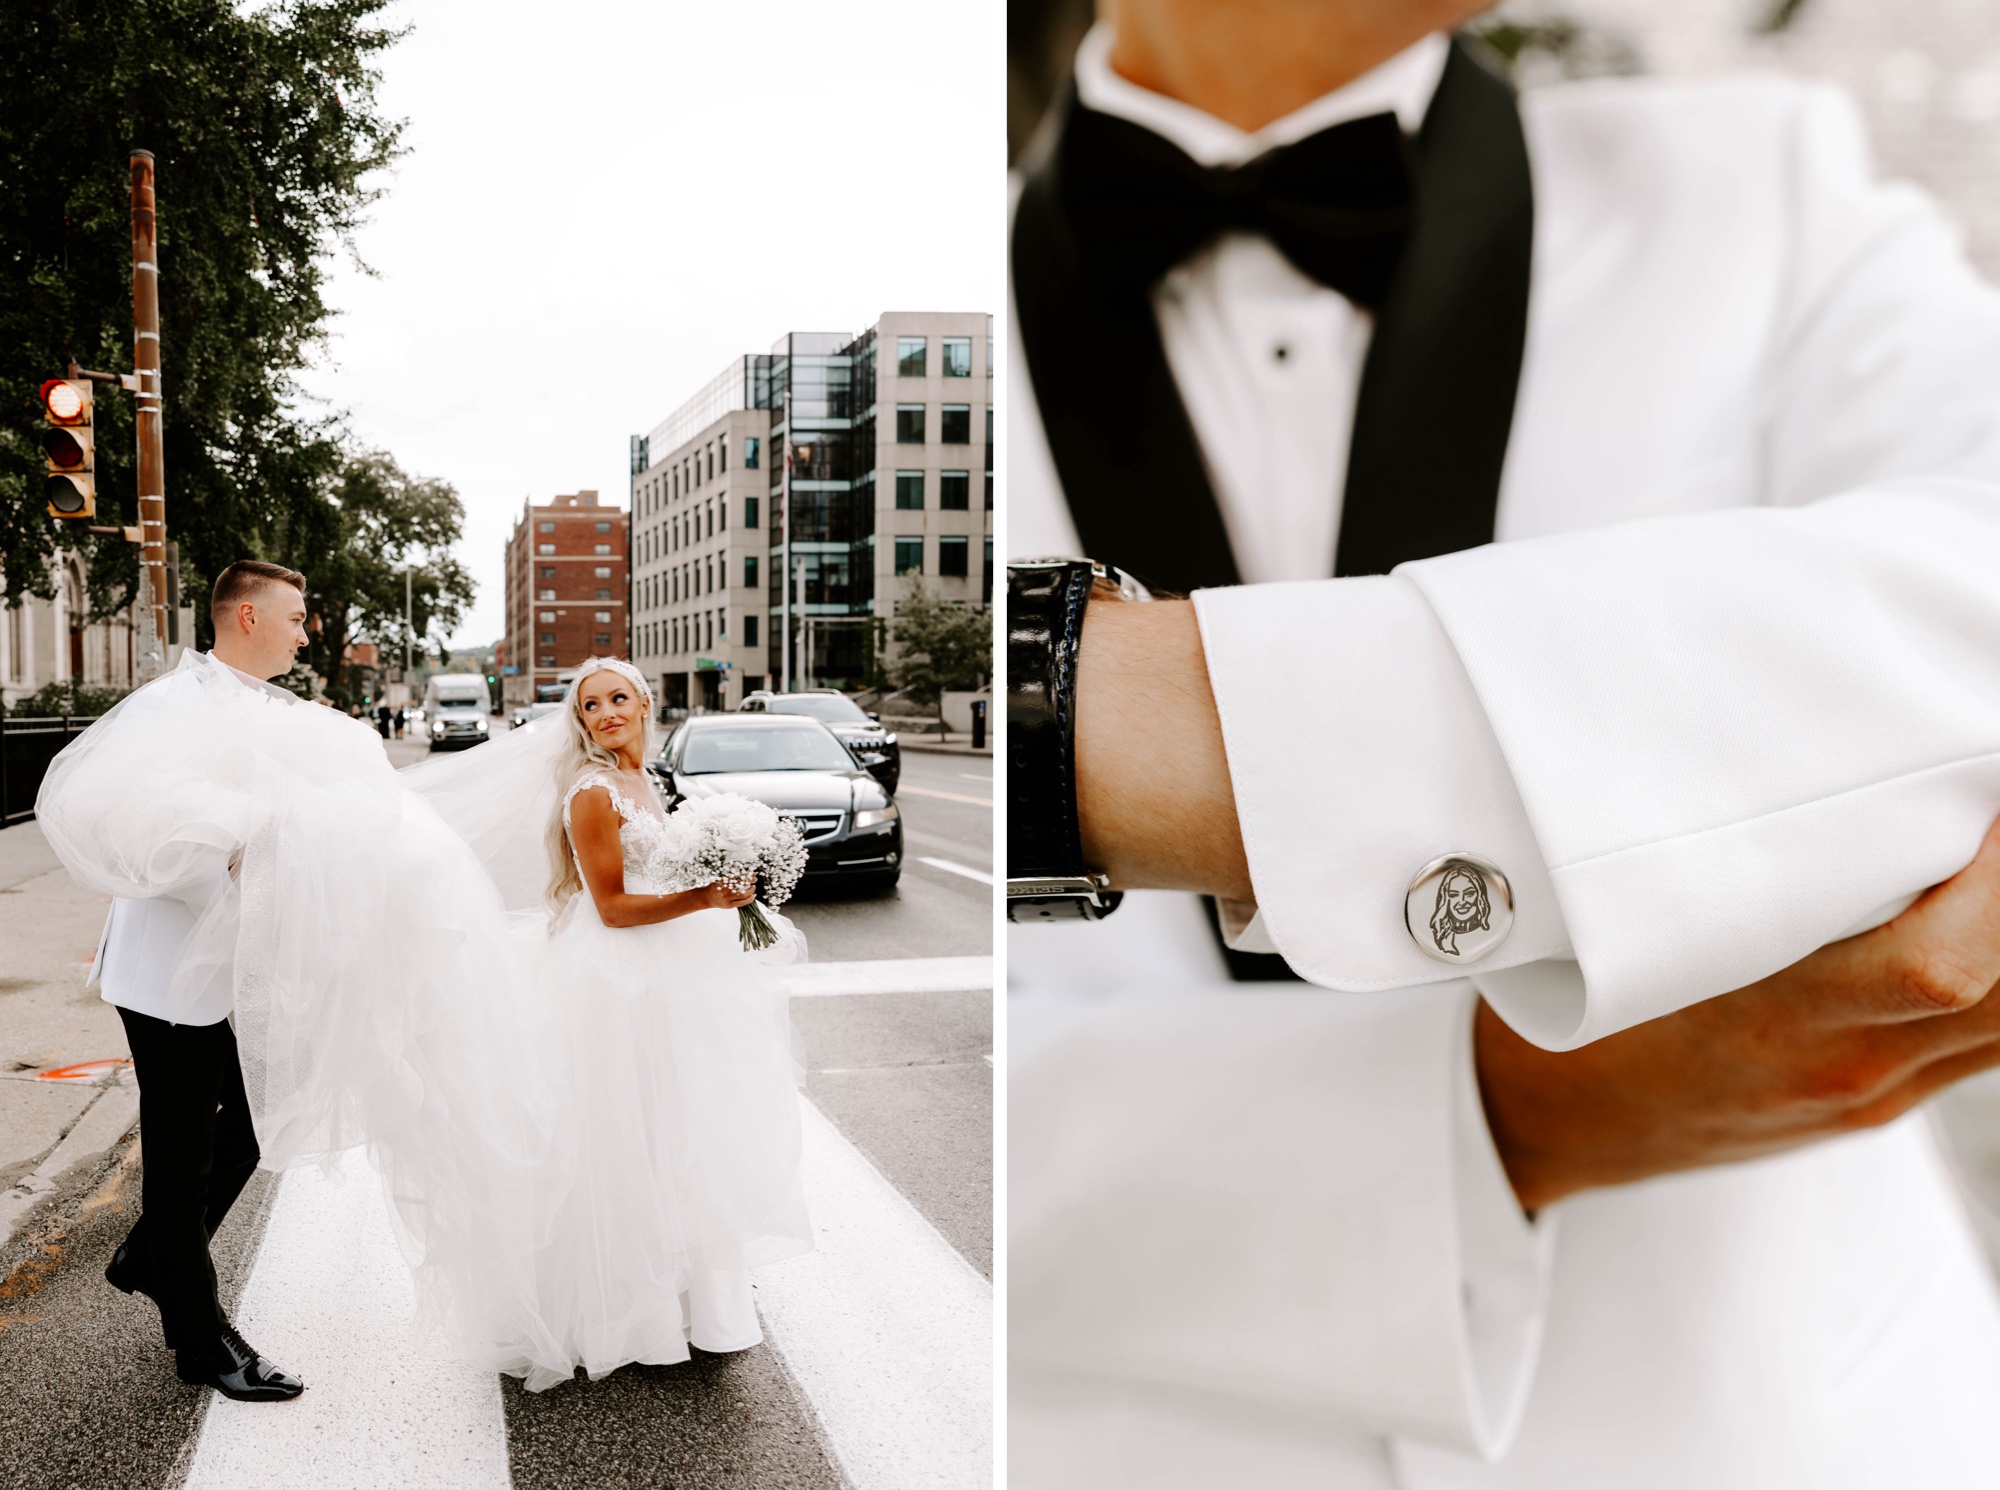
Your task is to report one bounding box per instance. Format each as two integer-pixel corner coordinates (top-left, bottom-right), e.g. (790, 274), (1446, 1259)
(1007, 559), (1124, 922)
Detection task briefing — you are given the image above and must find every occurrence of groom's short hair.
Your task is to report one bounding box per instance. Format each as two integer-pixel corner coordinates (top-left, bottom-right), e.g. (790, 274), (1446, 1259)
(211, 560), (307, 623)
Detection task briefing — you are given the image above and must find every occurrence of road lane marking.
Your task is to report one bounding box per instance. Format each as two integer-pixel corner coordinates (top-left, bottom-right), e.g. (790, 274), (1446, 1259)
(917, 856), (993, 886)
(896, 785), (991, 807)
(182, 1149), (510, 1490)
(783, 956), (993, 996)
(956, 773), (990, 783)
(759, 1095), (992, 1490)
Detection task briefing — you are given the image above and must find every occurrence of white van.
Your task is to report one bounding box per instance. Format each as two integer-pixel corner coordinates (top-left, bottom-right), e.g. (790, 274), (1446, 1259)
(423, 673), (492, 750)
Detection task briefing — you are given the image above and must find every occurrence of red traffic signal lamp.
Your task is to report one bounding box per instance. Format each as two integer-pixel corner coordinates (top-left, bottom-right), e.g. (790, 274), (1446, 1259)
(40, 378), (95, 520)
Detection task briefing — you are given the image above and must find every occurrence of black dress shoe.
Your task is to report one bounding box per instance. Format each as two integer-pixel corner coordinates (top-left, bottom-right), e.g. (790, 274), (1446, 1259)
(176, 1325), (306, 1402)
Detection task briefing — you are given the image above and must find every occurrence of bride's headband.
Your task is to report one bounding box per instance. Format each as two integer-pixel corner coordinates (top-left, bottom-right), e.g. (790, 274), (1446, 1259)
(569, 655), (655, 712)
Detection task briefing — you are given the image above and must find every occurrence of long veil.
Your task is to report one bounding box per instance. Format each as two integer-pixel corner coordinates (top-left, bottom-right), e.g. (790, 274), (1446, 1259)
(35, 650), (565, 1371)
(402, 711), (573, 916)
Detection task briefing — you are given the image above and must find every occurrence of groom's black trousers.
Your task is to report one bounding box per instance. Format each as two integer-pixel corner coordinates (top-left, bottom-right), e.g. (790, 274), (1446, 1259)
(115, 1006), (260, 1350)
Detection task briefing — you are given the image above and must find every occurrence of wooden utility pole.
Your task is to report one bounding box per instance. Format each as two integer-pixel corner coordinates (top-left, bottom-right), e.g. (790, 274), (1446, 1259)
(130, 150), (168, 679)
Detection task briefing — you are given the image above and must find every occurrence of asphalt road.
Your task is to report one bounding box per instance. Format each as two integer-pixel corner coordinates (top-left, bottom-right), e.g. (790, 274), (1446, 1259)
(0, 732), (992, 1489)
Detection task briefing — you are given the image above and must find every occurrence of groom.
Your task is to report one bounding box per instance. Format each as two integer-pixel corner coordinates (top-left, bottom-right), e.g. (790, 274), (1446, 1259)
(93, 559), (310, 1402)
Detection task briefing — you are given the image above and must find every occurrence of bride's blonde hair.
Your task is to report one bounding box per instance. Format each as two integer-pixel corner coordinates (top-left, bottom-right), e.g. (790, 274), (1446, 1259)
(543, 657), (659, 913)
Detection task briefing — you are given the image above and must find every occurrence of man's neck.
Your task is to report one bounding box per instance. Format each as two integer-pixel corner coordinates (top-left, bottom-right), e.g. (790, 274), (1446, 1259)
(206, 647), (271, 687)
(1104, 0), (1466, 132)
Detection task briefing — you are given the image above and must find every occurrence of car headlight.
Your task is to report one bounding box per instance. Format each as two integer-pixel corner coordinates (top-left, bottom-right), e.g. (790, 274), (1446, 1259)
(432, 722), (445, 735)
(476, 719), (489, 733)
(852, 805), (899, 830)
(882, 732), (897, 745)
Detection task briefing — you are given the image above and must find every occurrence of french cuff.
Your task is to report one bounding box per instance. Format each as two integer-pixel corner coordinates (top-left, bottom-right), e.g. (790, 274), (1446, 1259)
(1212, 897), (1279, 954)
(1192, 576), (1570, 995)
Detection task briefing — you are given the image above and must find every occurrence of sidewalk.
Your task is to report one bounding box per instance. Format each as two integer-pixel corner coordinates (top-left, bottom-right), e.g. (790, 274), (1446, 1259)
(0, 819), (139, 1247)
(893, 732), (992, 757)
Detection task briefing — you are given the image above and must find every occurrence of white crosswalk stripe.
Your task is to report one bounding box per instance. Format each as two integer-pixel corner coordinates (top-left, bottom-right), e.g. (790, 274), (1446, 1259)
(179, 969), (992, 1488)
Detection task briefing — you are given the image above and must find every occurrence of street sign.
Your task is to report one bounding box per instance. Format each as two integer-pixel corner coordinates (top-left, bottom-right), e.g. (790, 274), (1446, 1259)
(695, 657), (732, 672)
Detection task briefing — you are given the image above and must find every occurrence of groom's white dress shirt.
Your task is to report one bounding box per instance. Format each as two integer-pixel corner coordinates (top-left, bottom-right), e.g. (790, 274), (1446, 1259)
(1011, 28), (2000, 1488)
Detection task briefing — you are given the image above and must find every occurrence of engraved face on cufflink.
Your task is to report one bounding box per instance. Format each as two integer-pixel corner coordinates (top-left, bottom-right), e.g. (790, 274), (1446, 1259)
(1405, 854), (1514, 964)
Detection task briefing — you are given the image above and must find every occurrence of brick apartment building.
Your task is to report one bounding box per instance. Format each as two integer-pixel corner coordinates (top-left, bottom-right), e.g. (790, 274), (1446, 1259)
(500, 490), (630, 708)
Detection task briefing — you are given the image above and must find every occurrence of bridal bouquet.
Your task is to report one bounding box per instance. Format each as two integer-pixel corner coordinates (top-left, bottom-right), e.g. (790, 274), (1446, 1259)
(670, 793), (809, 951)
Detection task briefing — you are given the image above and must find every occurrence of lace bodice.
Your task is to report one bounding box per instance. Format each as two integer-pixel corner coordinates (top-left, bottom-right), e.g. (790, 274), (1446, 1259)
(563, 770), (683, 895)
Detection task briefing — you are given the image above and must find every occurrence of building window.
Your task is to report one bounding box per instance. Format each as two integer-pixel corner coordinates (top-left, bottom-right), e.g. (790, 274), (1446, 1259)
(594, 544), (611, 555)
(897, 336), (926, 376)
(983, 536), (993, 604)
(896, 405), (926, 443)
(595, 633), (612, 647)
(538, 589), (555, 602)
(538, 522), (554, 533)
(939, 471), (970, 510)
(541, 566), (556, 579)
(744, 436), (760, 470)
(940, 405), (971, 443)
(707, 444), (715, 481)
(594, 611), (612, 624)
(595, 521), (610, 533)
(537, 543), (555, 555)
(985, 404), (993, 443)
(939, 535), (969, 577)
(942, 337), (972, 377)
(744, 555), (759, 589)
(745, 496), (759, 529)
(896, 471), (925, 509)
(540, 653), (556, 666)
(539, 611), (556, 623)
(716, 498), (726, 531)
(720, 434), (728, 472)
(594, 566), (611, 578)
(985, 469), (993, 509)
(539, 632), (556, 645)
(895, 536), (924, 575)
(744, 613), (759, 647)
(596, 588), (611, 600)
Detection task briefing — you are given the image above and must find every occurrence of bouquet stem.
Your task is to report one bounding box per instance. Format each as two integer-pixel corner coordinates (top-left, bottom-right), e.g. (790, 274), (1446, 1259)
(738, 901), (781, 952)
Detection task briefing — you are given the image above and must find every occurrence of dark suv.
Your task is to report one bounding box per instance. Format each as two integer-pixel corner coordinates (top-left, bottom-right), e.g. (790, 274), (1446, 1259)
(649, 714), (902, 890)
(738, 689), (899, 794)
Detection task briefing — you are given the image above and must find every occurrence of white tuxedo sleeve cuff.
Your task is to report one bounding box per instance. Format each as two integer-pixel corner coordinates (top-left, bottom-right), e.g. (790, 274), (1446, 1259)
(1011, 981), (1550, 1457)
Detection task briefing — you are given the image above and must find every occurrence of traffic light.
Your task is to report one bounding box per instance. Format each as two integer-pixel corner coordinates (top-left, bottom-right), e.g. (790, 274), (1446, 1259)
(40, 378), (95, 520)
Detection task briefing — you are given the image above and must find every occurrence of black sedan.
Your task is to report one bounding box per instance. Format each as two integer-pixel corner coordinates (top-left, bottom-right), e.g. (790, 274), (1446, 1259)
(738, 689), (899, 794)
(649, 714), (902, 891)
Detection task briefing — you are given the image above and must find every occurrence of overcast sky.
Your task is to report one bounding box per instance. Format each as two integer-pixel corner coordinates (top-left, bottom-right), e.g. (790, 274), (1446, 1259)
(294, 0), (1005, 649)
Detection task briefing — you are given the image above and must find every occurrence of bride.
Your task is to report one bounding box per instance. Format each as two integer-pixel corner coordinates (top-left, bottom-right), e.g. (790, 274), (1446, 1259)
(409, 656), (814, 1389)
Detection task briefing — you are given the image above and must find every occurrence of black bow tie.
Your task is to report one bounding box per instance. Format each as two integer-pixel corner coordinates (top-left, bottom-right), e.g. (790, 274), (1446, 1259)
(1054, 102), (1416, 307)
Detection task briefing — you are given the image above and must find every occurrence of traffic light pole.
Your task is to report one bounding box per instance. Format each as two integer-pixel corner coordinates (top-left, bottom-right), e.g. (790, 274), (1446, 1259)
(130, 150), (168, 681)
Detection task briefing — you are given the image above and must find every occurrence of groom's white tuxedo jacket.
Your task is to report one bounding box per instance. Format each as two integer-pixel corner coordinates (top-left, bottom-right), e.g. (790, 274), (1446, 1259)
(84, 662), (243, 1028)
(1012, 31), (2000, 1490)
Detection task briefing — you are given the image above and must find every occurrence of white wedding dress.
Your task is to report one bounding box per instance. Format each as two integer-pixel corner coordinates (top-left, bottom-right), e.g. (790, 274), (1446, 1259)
(500, 767), (812, 1388)
(36, 652), (811, 1392)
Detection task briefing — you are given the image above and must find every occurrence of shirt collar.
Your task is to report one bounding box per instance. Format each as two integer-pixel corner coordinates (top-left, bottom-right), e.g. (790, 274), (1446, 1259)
(1072, 23), (1450, 169)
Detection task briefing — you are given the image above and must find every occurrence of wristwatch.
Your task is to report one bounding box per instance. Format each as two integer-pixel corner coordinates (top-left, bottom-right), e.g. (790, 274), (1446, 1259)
(1006, 558), (1150, 922)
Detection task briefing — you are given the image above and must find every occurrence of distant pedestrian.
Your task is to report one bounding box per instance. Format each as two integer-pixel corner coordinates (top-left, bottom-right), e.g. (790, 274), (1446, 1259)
(393, 706), (406, 739)
(374, 703), (392, 739)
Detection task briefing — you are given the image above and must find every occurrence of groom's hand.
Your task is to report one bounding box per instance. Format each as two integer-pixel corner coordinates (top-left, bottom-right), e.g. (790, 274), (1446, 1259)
(1477, 816), (2000, 1213)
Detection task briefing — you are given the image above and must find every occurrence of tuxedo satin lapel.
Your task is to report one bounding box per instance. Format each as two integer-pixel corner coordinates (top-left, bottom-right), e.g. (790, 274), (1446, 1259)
(1335, 39), (1533, 577)
(1012, 94), (1243, 592)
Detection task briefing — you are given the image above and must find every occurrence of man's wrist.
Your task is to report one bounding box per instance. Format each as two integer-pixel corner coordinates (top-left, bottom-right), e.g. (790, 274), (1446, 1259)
(1074, 598), (1253, 900)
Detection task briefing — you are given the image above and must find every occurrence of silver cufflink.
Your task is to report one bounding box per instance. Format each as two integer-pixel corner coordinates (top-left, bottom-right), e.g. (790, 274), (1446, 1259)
(1405, 854), (1513, 964)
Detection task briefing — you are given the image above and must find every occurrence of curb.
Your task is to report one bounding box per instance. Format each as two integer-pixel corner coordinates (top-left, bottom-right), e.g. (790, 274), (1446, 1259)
(0, 1077), (141, 1248)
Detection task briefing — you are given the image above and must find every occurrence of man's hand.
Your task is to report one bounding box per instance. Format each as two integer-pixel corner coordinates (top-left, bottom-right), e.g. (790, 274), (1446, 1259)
(1477, 817), (2000, 1212)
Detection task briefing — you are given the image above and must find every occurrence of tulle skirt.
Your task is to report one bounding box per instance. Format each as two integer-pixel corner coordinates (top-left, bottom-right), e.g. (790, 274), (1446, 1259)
(497, 899), (813, 1391)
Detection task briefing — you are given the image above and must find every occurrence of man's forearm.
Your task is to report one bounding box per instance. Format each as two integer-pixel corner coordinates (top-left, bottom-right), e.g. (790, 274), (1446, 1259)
(1074, 598), (1253, 899)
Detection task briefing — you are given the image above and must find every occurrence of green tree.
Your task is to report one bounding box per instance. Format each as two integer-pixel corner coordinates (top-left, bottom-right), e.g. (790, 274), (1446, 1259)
(888, 583), (991, 710)
(284, 447), (475, 705)
(0, 0), (404, 632)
